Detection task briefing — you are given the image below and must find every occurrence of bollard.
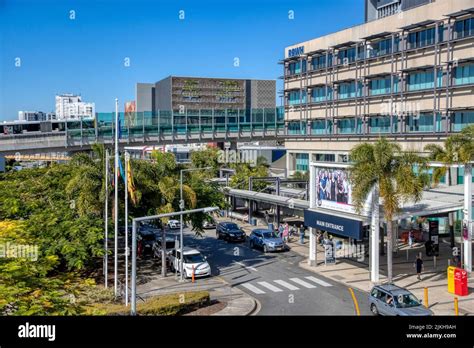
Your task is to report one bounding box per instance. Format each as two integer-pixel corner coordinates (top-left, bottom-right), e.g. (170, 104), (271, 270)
(192, 265), (195, 283)
(454, 297), (459, 316)
(424, 287), (429, 308)
(433, 256), (437, 270)
(406, 248), (409, 261)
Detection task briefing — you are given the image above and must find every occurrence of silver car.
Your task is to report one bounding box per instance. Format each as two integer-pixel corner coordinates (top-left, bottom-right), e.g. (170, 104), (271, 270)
(368, 284), (433, 316)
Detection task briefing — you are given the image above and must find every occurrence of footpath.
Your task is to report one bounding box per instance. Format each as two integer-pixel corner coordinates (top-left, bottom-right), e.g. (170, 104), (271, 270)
(217, 215), (474, 316)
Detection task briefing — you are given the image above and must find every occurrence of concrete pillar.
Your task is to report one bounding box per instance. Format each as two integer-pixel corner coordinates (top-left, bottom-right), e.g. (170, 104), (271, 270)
(308, 227), (317, 266)
(463, 164), (472, 273)
(371, 186), (380, 283)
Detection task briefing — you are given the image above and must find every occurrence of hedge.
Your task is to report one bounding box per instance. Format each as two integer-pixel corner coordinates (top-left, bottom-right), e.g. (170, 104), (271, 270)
(86, 291), (210, 316)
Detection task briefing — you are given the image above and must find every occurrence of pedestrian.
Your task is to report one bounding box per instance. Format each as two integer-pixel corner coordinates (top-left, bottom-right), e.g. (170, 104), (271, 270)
(299, 224), (305, 245)
(283, 222), (289, 242)
(278, 224), (284, 238)
(414, 255), (423, 280)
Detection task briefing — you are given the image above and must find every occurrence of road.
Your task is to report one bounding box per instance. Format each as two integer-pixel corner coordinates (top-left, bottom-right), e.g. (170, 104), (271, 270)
(177, 225), (371, 316)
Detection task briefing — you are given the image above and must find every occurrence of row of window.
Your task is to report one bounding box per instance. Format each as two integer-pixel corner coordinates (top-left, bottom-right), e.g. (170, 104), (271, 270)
(286, 18), (474, 77)
(287, 64), (474, 104)
(287, 112), (474, 135)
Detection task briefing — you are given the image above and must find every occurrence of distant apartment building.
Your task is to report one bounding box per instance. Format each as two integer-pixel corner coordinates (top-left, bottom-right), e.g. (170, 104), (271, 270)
(55, 94), (95, 119)
(18, 111), (50, 122)
(136, 76), (276, 113)
(283, 0), (474, 181)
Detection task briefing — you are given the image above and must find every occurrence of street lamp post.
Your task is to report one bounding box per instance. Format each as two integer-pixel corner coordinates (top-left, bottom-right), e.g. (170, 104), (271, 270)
(131, 207), (219, 315)
(114, 98), (119, 298)
(179, 167), (213, 281)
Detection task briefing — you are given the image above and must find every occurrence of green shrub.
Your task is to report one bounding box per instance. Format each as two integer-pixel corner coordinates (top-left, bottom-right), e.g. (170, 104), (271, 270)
(86, 291), (210, 316)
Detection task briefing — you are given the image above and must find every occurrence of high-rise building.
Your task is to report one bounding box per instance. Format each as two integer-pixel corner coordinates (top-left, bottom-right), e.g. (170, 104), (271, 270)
(55, 94), (95, 119)
(136, 76), (276, 113)
(365, 0), (433, 22)
(283, 0), (474, 180)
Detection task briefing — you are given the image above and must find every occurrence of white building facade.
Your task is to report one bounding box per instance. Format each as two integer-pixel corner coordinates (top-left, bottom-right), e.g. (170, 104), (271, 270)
(55, 94), (95, 119)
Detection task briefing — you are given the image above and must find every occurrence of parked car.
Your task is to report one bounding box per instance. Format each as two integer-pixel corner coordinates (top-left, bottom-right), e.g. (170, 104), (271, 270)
(152, 234), (177, 259)
(216, 221), (246, 242)
(167, 219), (181, 229)
(248, 229), (287, 253)
(368, 284), (433, 316)
(169, 247), (211, 278)
(203, 217), (217, 229)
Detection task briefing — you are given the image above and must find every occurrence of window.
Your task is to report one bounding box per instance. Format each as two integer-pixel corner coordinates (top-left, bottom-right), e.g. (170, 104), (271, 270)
(369, 76), (398, 95)
(311, 86), (333, 102)
(454, 64), (474, 86)
(368, 38), (396, 58)
(407, 26), (444, 49)
(311, 119), (326, 135)
(338, 81), (362, 99)
(338, 47), (356, 65)
(337, 118), (362, 134)
(288, 121), (305, 135)
(312, 54), (332, 70)
(288, 60), (307, 75)
(408, 70), (438, 91)
(455, 17), (474, 39)
(406, 114), (435, 132)
(295, 153), (309, 172)
(288, 90), (307, 105)
(369, 116), (391, 133)
(452, 111), (474, 132)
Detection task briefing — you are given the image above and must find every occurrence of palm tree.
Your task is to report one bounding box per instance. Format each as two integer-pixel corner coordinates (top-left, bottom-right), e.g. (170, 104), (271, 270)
(350, 138), (429, 283)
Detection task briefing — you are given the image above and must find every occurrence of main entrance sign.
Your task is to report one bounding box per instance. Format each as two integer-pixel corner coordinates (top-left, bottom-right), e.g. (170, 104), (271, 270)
(304, 209), (363, 240)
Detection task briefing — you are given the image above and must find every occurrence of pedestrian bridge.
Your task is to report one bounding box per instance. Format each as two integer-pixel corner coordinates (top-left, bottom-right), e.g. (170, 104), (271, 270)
(0, 108), (285, 154)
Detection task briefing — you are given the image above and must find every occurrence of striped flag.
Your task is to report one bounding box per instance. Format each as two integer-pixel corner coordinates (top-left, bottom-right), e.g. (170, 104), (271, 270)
(126, 158), (138, 205)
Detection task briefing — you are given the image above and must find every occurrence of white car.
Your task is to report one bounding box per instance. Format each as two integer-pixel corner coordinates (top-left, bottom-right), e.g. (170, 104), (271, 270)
(167, 219), (181, 229)
(169, 247), (211, 278)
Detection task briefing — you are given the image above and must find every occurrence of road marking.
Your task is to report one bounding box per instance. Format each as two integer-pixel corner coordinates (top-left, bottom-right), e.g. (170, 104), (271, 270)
(257, 281), (283, 292)
(305, 276), (332, 287)
(289, 278), (316, 289)
(241, 283), (265, 294)
(274, 279), (300, 291)
(234, 261), (258, 272)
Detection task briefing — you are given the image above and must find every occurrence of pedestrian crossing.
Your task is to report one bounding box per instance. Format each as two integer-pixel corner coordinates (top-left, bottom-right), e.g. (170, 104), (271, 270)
(239, 276), (333, 294)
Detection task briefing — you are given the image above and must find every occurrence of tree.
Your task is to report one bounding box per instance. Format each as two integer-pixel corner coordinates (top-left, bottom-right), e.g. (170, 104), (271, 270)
(190, 145), (220, 175)
(350, 138), (429, 283)
(229, 157), (269, 191)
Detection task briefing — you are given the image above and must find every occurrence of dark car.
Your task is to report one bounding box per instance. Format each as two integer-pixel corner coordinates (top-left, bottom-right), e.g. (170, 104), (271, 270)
(216, 222), (246, 242)
(249, 229), (286, 253)
(137, 229), (158, 255)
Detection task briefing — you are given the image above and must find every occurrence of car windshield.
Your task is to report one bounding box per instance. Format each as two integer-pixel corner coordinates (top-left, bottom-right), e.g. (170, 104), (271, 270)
(262, 231), (275, 239)
(226, 223), (239, 230)
(141, 233), (156, 241)
(184, 253), (205, 263)
(395, 293), (420, 308)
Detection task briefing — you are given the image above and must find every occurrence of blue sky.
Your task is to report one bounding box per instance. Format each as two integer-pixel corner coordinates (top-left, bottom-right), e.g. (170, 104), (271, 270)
(0, 0), (364, 120)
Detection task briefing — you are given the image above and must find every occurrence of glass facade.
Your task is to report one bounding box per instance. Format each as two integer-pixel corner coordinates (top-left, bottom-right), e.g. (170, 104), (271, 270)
(338, 47), (357, 64)
(288, 60), (307, 75)
(337, 118), (363, 134)
(369, 116), (391, 133)
(368, 37), (399, 58)
(369, 76), (399, 95)
(407, 26), (444, 49)
(288, 121), (306, 135)
(454, 64), (474, 85)
(406, 114), (436, 132)
(311, 86), (333, 103)
(311, 54), (333, 70)
(310, 119), (333, 135)
(452, 111), (474, 132)
(288, 90), (307, 105)
(295, 153), (309, 172)
(455, 17), (474, 39)
(338, 81), (363, 99)
(407, 69), (442, 91)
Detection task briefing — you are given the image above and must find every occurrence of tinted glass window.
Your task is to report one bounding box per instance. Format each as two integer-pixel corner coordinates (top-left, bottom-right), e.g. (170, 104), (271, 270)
(226, 223), (239, 230)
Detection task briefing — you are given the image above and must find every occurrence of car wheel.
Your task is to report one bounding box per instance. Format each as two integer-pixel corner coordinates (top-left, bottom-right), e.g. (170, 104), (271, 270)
(263, 245), (268, 253)
(370, 304), (379, 316)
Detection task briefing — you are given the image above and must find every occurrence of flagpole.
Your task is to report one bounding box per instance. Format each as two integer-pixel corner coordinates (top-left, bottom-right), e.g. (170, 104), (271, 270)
(124, 151), (129, 306)
(114, 98), (119, 298)
(104, 149), (109, 288)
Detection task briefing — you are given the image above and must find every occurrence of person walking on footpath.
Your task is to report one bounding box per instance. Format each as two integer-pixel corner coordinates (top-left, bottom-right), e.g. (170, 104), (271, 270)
(283, 222), (289, 242)
(278, 224), (284, 239)
(414, 254), (424, 280)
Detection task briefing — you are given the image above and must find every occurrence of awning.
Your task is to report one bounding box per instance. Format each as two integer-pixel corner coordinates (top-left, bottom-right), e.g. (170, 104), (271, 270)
(227, 188), (309, 210)
(399, 20), (436, 31)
